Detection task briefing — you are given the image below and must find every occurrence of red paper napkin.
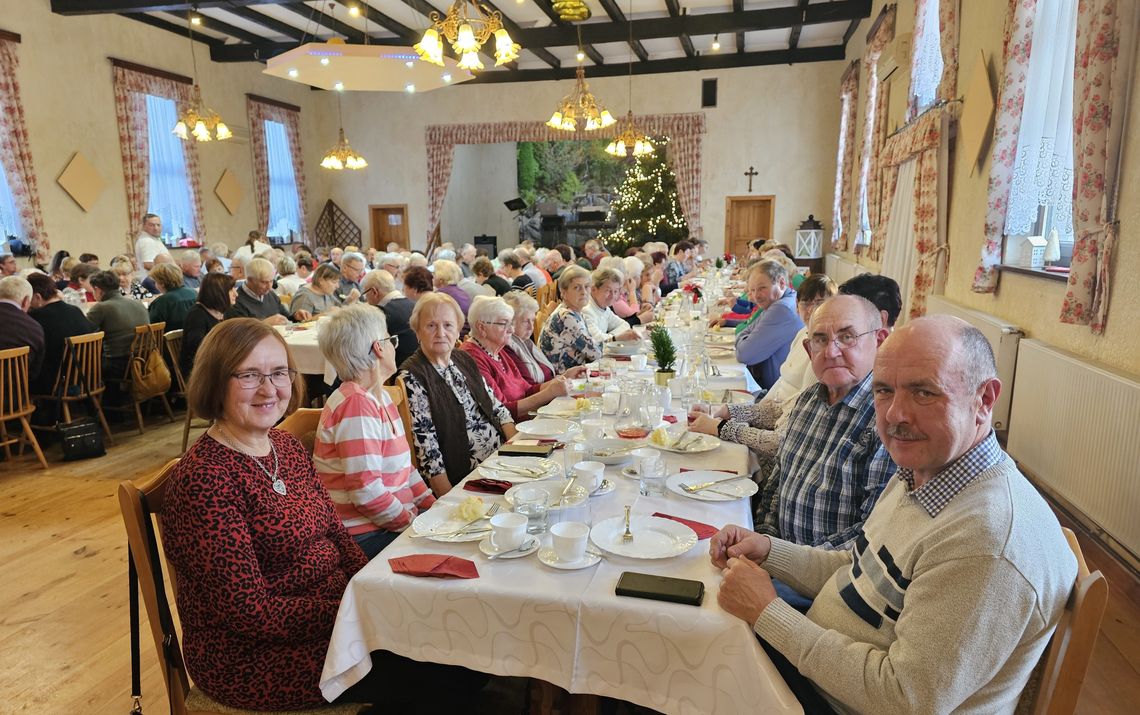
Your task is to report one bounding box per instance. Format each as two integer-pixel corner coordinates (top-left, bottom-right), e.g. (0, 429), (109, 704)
(662, 414), (678, 424)
(611, 355), (632, 362)
(464, 478), (512, 494)
(651, 512), (719, 540)
(388, 554), (479, 579)
(588, 370), (613, 378)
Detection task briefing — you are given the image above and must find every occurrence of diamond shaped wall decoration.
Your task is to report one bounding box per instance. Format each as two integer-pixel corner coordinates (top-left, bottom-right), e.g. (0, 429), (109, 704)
(57, 152), (106, 212)
(214, 169), (244, 215)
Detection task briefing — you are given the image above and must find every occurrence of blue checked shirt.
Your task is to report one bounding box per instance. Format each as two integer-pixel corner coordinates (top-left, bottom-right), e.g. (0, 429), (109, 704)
(898, 430), (1004, 516)
(758, 371), (896, 548)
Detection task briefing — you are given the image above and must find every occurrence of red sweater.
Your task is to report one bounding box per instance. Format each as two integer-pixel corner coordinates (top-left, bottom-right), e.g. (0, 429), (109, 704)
(460, 339), (540, 419)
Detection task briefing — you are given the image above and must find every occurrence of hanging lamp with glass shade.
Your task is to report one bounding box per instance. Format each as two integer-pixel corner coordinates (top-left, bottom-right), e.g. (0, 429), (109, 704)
(604, 0), (652, 158)
(172, 18), (230, 142)
(547, 34), (615, 132)
(321, 92), (367, 170)
(414, 0), (520, 71)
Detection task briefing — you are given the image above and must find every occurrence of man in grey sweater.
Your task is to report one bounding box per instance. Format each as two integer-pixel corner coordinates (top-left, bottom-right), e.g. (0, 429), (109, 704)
(711, 315), (1077, 714)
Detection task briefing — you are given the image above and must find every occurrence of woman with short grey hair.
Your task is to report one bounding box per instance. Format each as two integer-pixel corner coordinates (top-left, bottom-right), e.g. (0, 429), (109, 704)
(539, 265), (604, 371)
(460, 295), (570, 419)
(502, 291), (585, 384)
(314, 304), (434, 558)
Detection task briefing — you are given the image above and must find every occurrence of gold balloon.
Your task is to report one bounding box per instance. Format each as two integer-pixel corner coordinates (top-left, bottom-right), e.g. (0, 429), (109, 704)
(553, 0), (591, 22)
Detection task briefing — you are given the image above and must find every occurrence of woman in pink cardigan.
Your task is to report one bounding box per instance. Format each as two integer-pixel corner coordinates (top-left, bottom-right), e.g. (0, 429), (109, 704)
(460, 295), (571, 419)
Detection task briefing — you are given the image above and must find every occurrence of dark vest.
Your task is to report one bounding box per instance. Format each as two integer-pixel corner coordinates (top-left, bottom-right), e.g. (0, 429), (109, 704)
(402, 348), (505, 485)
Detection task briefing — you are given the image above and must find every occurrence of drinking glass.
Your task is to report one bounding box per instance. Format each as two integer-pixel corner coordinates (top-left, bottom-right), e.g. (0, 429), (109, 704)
(513, 487), (550, 534)
(638, 455), (667, 497)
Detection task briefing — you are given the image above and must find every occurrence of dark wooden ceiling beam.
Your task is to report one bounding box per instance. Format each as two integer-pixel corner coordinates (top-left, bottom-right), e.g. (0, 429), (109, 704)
(468, 44), (846, 83)
(788, 0), (810, 51)
(125, 13), (224, 46)
(597, 0), (649, 63)
(224, 6), (309, 41)
(210, 37), (404, 62)
(733, 0), (744, 54)
(329, 0), (414, 40)
(663, 0), (694, 58)
(179, 10), (270, 45)
(534, 1), (604, 65)
(279, 2), (367, 43)
(843, 18), (860, 44)
(51, 0), (289, 13)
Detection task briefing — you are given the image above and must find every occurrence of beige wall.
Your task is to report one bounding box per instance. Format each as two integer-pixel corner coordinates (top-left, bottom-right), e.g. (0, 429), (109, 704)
(834, 0), (1140, 376)
(3, 0), (333, 264)
(326, 60), (842, 256)
(441, 142), (518, 250)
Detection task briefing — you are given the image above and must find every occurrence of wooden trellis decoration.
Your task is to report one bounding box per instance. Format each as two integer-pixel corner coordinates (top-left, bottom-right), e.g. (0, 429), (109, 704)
(314, 200), (361, 249)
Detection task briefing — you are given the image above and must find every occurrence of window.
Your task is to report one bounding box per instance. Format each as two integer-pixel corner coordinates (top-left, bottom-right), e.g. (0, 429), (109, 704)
(831, 65), (859, 250)
(910, 0), (944, 117)
(1002, 0), (1077, 270)
(0, 157), (24, 241)
(264, 120), (303, 240)
(145, 95), (196, 244)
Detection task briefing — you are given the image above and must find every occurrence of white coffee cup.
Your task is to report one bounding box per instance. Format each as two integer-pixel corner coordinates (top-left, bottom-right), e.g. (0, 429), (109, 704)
(629, 354), (648, 370)
(551, 521), (590, 562)
(629, 447), (659, 475)
(581, 418), (606, 442)
(571, 460), (606, 493)
(489, 512), (527, 551)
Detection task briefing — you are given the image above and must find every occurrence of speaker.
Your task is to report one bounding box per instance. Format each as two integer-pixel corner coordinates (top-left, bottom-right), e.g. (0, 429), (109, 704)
(701, 78), (717, 108)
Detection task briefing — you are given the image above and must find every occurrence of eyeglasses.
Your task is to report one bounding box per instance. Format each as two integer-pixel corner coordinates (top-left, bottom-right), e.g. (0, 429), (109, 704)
(376, 335), (399, 349)
(807, 330), (875, 353)
(231, 369), (297, 389)
(481, 320), (511, 329)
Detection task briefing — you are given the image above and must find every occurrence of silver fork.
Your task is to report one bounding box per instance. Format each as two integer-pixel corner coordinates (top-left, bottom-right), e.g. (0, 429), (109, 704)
(680, 476), (748, 493)
(409, 502), (500, 538)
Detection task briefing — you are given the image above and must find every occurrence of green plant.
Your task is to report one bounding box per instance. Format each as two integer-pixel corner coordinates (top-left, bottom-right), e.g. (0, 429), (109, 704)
(649, 326), (676, 372)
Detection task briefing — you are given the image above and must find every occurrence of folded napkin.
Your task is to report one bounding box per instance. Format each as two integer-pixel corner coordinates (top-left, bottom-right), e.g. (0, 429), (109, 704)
(464, 478), (513, 495)
(662, 414), (678, 424)
(388, 554), (479, 579)
(651, 512), (718, 540)
(588, 370), (613, 378)
(610, 355), (632, 362)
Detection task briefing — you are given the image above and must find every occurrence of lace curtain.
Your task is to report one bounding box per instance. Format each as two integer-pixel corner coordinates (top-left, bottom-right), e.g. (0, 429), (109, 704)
(857, 7), (896, 252)
(1003, 0), (1076, 239)
(0, 37), (48, 263)
(831, 63), (859, 251)
(908, 0), (961, 121)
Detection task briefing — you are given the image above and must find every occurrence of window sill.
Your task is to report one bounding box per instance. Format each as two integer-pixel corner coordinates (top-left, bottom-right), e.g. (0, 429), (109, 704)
(996, 265), (1070, 283)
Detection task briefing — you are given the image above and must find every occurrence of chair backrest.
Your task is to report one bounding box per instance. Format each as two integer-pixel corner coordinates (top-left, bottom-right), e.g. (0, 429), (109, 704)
(125, 322), (166, 379)
(534, 302), (556, 343)
(0, 346), (33, 419)
(117, 460), (193, 715)
(391, 376), (419, 469)
(164, 329), (187, 394)
(49, 331), (106, 399)
(536, 282), (554, 306)
(277, 407), (322, 453)
(1027, 527), (1109, 715)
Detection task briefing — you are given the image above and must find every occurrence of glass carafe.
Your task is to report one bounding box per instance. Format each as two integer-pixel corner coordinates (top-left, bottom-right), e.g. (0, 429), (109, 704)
(615, 381), (652, 439)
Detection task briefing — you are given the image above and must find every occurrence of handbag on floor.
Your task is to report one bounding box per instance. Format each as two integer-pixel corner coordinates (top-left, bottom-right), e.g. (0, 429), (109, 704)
(55, 363), (105, 461)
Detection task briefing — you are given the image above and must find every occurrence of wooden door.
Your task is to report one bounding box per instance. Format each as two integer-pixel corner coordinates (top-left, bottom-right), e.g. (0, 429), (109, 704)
(724, 195), (775, 259)
(369, 205), (410, 250)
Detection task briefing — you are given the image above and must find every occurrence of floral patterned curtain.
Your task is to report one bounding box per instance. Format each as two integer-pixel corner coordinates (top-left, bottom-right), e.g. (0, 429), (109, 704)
(112, 64), (205, 249)
(831, 62), (860, 251)
(247, 96), (309, 240)
(0, 38), (48, 263)
(858, 6), (896, 259)
(424, 113), (706, 246)
(972, 0), (1041, 292)
(1060, 0), (1132, 333)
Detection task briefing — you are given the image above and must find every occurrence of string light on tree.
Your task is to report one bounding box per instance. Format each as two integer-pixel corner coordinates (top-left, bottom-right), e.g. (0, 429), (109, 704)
(603, 139), (688, 254)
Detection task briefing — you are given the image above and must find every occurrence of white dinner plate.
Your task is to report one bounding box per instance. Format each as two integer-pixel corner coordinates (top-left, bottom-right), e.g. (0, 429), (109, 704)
(589, 515), (698, 559)
(537, 547), (602, 570)
(409, 507), (494, 543)
(666, 472), (759, 502)
(478, 536), (541, 559)
(604, 340), (645, 356)
(478, 456), (561, 482)
(536, 404), (580, 418)
(584, 438), (640, 466)
(703, 365), (742, 377)
(701, 388), (753, 405)
(504, 481), (589, 510)
(651, 433), (722, 454)
(706, 333), (736, 345)
(514, 418), (577, 438)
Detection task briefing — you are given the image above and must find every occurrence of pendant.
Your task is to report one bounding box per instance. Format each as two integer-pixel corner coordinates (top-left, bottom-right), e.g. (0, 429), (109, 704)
(272, 478), (287, 496)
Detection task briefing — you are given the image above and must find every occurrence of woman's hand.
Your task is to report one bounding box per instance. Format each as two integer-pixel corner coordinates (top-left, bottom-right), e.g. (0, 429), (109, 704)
(690, 403), (729, 419)
(688, 413), (722, 435)
(429, 474), (452, 498)
(563, 365), (587, 379)
(543, 376), (571, 398)
(344, 288), (361, 304)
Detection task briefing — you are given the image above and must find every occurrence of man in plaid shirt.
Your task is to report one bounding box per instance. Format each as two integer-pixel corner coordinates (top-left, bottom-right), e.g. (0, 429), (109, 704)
(755, 295), (896, 552)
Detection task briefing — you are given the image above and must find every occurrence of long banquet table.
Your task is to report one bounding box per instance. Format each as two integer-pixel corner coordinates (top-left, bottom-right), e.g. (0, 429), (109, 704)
(319, 356), (802, 715)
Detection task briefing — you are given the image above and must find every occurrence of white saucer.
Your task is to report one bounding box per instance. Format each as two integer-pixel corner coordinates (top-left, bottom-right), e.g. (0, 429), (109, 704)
(620, 466), (640, 479)
(590, 479), (616, 497)
(537, 546), (602, 570)
(478, 536), (540, 559)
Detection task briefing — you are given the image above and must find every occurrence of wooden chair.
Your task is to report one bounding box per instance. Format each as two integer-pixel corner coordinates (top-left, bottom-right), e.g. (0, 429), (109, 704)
(30, 331), (113, 444)
(163, 330), (210, 452)
(112, 322), (175, 435)
(534, 302), (556, 343)
(536, 282), (554, 306)
(118, 461), (365, 715)
(1022, 527), (1109, 715)
(391, 377), (419, 469)
(277, 408), (322, 453)
(0, 346), (48, 469)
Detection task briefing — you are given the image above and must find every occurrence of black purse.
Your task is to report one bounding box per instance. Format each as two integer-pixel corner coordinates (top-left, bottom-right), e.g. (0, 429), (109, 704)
(56, 360), (106, 461)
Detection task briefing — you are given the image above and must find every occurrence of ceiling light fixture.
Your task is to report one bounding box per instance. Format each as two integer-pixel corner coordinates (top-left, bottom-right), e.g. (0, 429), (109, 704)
(711, 34), (720, 51)
(547, 65), (615, 132)
(173, 10), (230, 142)
(413, 0), (520, 71)
(321, 93), (367, 170)
(605, 0), (652, 158)
(348, 4), (361, 17)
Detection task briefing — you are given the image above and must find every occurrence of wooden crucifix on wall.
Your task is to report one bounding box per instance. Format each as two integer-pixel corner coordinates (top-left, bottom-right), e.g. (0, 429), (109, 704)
(744, 166), (758, 193)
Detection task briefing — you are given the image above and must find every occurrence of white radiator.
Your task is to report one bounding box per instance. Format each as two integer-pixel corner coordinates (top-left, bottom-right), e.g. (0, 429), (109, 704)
(823, 253), (868, 285)
(924, 296), (1022, 431)
(1007, 339), (1140, 557)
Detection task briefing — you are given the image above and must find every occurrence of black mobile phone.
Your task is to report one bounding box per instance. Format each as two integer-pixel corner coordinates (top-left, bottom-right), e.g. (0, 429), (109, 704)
(615, 571), (705, 606)
(498, 443), (555, 457)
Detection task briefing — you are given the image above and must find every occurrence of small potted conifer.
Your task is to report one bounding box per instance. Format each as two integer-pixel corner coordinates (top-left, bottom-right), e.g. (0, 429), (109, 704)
(649, 326), (677, 386)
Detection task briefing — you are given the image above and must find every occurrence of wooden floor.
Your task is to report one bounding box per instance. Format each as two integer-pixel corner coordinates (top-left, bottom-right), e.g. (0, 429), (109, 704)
(1, 417), (1137, 714)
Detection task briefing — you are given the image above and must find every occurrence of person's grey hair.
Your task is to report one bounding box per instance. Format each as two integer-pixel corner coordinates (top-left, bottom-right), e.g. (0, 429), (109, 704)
(622, 256), (644, 278)
(810, 294), (882, 334)
(591, 266), (624, 289)
(498, 249), (522, 269)
(502, 289), (538, 317)
(750, 258), (788, 284)
(381, 252), (403, 268)
(318, 304), (390, 382)
(558, 264), (590, 292)
(111, 261), (134, 277)
(407, 252), (428, 268)
(341, 251), (365, 269)
(0, 275), (32, 303)
(436, 248), (457, 262)
(277, 256), (296, 276)
(409, 291), (464, 332)
(209, 242), (230, 258)
(912, 315), (998, 391)
(762, 250), (799, 281)
(362, 268), (394, 295)
(246, 257), (275, 280)
(468, 295), (514, 327)
(178, 251), (200, 267)
(432, 259), (462, 285)
(597, 256), (626, 276)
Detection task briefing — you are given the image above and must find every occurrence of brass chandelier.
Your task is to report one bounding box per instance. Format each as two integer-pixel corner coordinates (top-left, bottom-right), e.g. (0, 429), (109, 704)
(547, 65), (615, 132)
(604, 0), (652, 158)
(173, 17), (230, 142)
(321, 92), (367, 170)
(413, 0), (520, 71)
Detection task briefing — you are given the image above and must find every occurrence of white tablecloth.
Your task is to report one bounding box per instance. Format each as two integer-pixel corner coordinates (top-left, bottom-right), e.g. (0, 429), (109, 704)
(279, 326), (337, 384)
(320, 367), (801, 714)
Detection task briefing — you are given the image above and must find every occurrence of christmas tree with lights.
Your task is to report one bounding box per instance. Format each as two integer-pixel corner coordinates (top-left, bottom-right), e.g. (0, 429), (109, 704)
(603, 142), (689, 255)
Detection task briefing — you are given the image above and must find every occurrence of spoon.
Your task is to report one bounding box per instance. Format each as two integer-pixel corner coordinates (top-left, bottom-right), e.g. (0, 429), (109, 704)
(486, 537), (538, 560)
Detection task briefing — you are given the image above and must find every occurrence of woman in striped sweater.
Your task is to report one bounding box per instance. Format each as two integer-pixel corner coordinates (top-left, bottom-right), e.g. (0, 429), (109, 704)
(313, 304), (435, 558)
